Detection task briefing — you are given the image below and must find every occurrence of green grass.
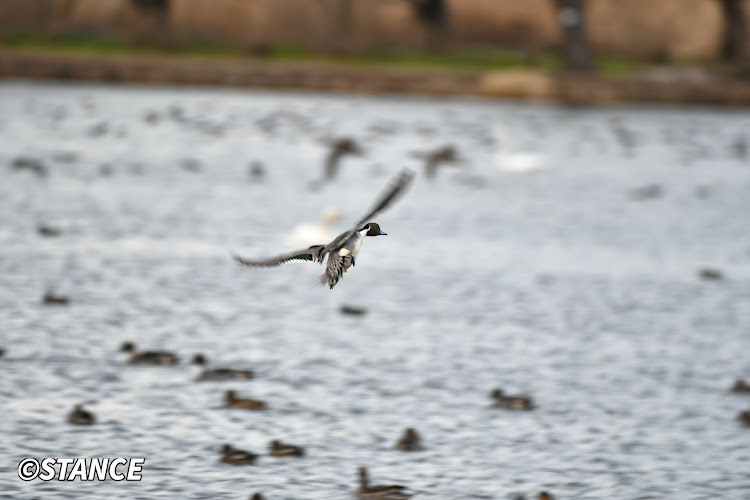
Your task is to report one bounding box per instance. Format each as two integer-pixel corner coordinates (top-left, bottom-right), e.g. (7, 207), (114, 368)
(0, 31), (645, 76)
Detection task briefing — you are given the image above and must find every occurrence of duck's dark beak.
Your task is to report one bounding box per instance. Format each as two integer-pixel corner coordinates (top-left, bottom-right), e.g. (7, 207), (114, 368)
(379, 230), (387, 236)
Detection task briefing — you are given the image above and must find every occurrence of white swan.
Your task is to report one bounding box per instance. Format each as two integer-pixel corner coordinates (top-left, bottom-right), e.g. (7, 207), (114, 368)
(493, 125), (547, 172)
(286, 209), (341, 247)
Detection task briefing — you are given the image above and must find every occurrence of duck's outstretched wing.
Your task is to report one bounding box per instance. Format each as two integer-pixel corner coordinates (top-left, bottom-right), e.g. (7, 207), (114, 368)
(231, 245), (325, 267)
(321, 168), (415, 255)
(354, 167), (415, 228)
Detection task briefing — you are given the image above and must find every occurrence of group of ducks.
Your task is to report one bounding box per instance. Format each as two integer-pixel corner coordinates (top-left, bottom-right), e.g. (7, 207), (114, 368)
(58, 338), (547, 499)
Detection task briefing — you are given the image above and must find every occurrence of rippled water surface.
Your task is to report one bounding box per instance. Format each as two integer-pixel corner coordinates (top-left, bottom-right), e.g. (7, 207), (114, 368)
(1, 81), (750, 499)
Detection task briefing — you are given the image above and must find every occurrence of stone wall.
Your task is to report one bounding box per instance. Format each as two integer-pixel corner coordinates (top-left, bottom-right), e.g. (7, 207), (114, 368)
(0, 0), (747, 62)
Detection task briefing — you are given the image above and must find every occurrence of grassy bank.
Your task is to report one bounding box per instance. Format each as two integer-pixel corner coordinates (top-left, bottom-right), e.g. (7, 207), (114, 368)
(0, 32), (645, 76)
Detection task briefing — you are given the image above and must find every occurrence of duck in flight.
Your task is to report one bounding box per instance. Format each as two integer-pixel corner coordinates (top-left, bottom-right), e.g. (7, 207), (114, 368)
(232, 168), (414, 289)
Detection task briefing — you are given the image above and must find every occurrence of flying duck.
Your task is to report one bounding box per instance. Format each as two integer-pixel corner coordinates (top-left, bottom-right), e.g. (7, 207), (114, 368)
(410, 145), (460, 179)
(192, 354), (254, 381)
(120, 342), (179, 365)
(356, 467), (412, 500)
(232, 168), (414, 289)
(323, 137), (364, 180)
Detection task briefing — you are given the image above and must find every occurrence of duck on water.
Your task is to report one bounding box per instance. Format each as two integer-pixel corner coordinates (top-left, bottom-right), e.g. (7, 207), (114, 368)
(232, 168), (414, 289)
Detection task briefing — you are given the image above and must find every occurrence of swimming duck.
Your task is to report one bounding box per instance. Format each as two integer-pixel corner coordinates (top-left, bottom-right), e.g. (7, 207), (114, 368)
(67, 404), (95, 425)
(323, 137), (364, 180)
(250, 494), (264, 500)
(286, 209), (341, 248)
(232, 168), (414, 289)
(224, 390), (267, 410)
(120, 342), (179, 365)
(699, 267), (724, 281)
(411, 145), (460, 179)
(42, 291), (69, 306)
(538, 492), (553, 500)
(490, 388), (534, 410)
(739, 410), (750, 427)
(220, 444), (258, 465)
(394, 428), (424, 451)
(192, 354), (254, 381)
(268, 440), (305, 457)
(37, 224), (62, 237)
(339, 304), (368, 316)
(731, 378), (750, 393)
(356, 467), (412, 500)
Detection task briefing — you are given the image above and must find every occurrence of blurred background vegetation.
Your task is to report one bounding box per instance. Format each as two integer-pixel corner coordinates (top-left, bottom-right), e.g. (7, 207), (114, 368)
(0, 0), (748, 81)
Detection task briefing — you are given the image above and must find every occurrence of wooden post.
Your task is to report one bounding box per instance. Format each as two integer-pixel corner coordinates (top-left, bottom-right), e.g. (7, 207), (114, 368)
(553, 0), (594, 72)
(718, 0), (749, 62)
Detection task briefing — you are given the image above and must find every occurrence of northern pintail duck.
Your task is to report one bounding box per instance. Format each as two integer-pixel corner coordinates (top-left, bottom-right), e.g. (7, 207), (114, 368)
(232, 168), (414, 289)
(224, 390), (267, 410)
(323, 137), (364, 180)
(357, 467), (412, 500)
(731, 378), (750, 393)
(739, 410), (750, 427)
(121, 342), (179, 365)
(250, 494), (264, 500)
(269, 440), (305, 457)
(220, 444), (258, 465)
(68, 404), (95, 425)
(411, 145), (460, 179)
(394, 428), (424, 451)
(192, 354), (254, 381)
(490, 388), (534, 410)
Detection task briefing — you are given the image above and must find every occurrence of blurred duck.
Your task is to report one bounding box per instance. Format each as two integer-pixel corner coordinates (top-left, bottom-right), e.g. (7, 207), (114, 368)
(493, 125), (546, 172)
(120, 341), (178, 365)
(37, 224), (62, 237)
(192, 354), (254, 381)
(515, 493), (553, 500)
(356, 467), (412, 500)
(490, 388), (534, 410)
(731, 379), (750, 393)
(42, 291), (69, 305)
(68, 405), (95, 425)
(411, 145), (460, 179)
(739, 410), (750, 427)
(286, 209), (341, 248)
(394, 428), (424, 451)
(250, 494), (264, 500)
(323, 137), (365, 180)
(224, 390), (267, 410)
(269, 440), (305, 457)
(220, 444), (257, 465)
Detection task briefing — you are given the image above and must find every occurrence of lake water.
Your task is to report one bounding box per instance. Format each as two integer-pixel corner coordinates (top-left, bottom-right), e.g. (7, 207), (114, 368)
(1, 80), (749, 500)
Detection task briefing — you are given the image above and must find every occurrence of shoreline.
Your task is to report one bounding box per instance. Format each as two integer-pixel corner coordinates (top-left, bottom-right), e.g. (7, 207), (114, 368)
(2, 49), (750, 106)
